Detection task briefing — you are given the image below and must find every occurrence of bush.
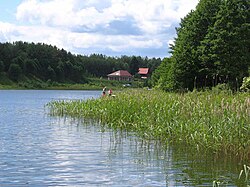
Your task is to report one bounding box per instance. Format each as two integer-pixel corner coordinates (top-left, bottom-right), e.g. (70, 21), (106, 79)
(240, 77), (250, 92)
(212, 83), (232, 94)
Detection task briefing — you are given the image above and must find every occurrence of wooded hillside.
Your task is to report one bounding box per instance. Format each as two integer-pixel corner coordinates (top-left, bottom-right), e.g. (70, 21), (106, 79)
(0, 41), (161, 84)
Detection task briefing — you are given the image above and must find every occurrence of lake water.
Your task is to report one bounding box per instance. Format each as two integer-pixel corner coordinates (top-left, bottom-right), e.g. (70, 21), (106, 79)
(0, 90), (246, 186)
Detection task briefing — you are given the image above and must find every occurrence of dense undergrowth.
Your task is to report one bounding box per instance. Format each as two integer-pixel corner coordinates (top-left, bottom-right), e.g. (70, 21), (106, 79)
(47, 89), (250, 161)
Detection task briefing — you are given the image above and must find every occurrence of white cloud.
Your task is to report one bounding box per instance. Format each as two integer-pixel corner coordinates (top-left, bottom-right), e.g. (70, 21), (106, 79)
(0, 22), (16, 41)
(1, 0), (199, 57)
(0, 22), (15, 33)
(0, 22), (162, 54)
(16, 0), (198, 33)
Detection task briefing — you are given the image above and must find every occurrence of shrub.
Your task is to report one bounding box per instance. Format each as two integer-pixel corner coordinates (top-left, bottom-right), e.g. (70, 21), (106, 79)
(212, 83), (232, 94)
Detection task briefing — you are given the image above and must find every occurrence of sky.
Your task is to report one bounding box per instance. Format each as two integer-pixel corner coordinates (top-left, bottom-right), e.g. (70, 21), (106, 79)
(0, 0), (199, 58)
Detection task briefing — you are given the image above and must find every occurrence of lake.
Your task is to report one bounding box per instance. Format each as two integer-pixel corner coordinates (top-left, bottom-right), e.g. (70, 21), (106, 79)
(0, 90), (246, 186)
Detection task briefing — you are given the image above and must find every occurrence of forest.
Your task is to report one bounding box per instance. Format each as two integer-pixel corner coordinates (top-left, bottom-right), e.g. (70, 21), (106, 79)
(0, 0), (249, 91)
(151, 0), (249, 91)
(0, 41), (161, 86)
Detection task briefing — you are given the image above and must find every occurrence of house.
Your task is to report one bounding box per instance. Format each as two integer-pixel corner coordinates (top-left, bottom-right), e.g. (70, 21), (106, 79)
(107, 70), (132, 81)
(138, 68), (149, 79)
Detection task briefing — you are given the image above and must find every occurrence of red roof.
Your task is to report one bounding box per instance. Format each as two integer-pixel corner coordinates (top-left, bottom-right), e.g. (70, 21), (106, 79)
(138, 68), (149, 75)
(108, 70), (132, 77)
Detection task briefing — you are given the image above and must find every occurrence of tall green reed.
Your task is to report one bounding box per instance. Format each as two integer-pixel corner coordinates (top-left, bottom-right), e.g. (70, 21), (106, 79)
(239, 165), (250, 185)
(47, 89), (250, 160)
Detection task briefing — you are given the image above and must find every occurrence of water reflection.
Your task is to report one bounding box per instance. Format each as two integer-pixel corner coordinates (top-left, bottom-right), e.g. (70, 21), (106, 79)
(0, 90), (247, 186)
(64, 118), (246, 186)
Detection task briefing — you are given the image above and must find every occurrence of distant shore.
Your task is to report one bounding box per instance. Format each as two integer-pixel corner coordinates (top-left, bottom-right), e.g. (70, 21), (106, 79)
(0, 76), (139, 90)
(0, 83), (100, 90)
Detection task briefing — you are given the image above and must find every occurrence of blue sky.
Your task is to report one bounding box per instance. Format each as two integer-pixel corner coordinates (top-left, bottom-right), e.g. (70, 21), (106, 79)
(0, 0), (198, 58)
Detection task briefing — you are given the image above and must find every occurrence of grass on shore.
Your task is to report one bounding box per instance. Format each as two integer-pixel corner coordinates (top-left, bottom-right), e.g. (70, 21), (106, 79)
(0, 75), (137, 90)
(47, 89), (250, 160)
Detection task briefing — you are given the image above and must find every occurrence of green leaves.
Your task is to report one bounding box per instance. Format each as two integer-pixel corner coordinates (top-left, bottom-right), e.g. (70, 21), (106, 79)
(0, 60), (4, 72)
(240, 77), (250, 91)
(154, 0), (250, 91)
(201, 0), (250, 84)
(8, 63), (22, 81)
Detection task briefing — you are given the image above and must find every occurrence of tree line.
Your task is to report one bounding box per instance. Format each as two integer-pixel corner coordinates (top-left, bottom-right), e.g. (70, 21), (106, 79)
(152, 0), (250, 91)
(0, 41), (161, 83)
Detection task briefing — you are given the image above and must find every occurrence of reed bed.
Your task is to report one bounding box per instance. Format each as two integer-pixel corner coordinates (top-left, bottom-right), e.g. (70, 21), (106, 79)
(47, 89), (250, 160)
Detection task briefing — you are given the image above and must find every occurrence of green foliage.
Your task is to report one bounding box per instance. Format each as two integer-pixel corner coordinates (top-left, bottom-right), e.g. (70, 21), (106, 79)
(240, 77), (250, 92)
(0, 41), (161, 86)
(26, 58), (39, 75)
(154, 0), (250, 91)
(8, 63), (22, 81)
(0, 61), (4, 72)
(48, 89), (250, 161)
(171, 0), (223, 90)
(212, 83), (232, 94)
(47, 66), (56, 81)
(0, 72), (14, 85)
(151, 57), (176, 91)
(129, 56), (139, 75)
(200, 0), (250, 86)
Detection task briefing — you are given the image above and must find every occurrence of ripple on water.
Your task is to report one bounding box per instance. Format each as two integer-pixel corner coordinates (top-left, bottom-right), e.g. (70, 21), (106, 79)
(0, 90), (244, 186)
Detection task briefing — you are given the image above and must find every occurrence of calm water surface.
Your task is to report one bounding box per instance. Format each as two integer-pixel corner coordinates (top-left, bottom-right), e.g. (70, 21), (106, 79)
(0, 90), (246, 186)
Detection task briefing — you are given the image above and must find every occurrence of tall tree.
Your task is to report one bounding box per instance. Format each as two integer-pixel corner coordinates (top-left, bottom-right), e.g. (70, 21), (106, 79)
(199, 0), (250, 88)
(154, 0), (249, 91)
(171, 0), (222, 90)
(151, 57), (176, 91)
(130, 56), (139, 75)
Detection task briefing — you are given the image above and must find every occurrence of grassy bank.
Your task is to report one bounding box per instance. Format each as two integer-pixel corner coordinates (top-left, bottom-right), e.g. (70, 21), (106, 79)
(0, 74), (137, 90)
(0, 81), (101, 90)
(47, 89), (250, 160)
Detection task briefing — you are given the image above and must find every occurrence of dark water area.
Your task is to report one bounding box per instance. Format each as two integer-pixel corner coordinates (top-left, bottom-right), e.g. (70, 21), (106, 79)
(0, 90), (247, 186)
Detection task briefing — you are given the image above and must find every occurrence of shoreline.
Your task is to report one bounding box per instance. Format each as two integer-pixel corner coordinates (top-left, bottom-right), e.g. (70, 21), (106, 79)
(0, 83), (123, 91)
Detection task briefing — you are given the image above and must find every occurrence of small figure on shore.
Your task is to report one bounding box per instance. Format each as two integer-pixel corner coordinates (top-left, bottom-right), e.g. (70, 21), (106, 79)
(108, 88), (112, 96)
(102, 86), (106, 96)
